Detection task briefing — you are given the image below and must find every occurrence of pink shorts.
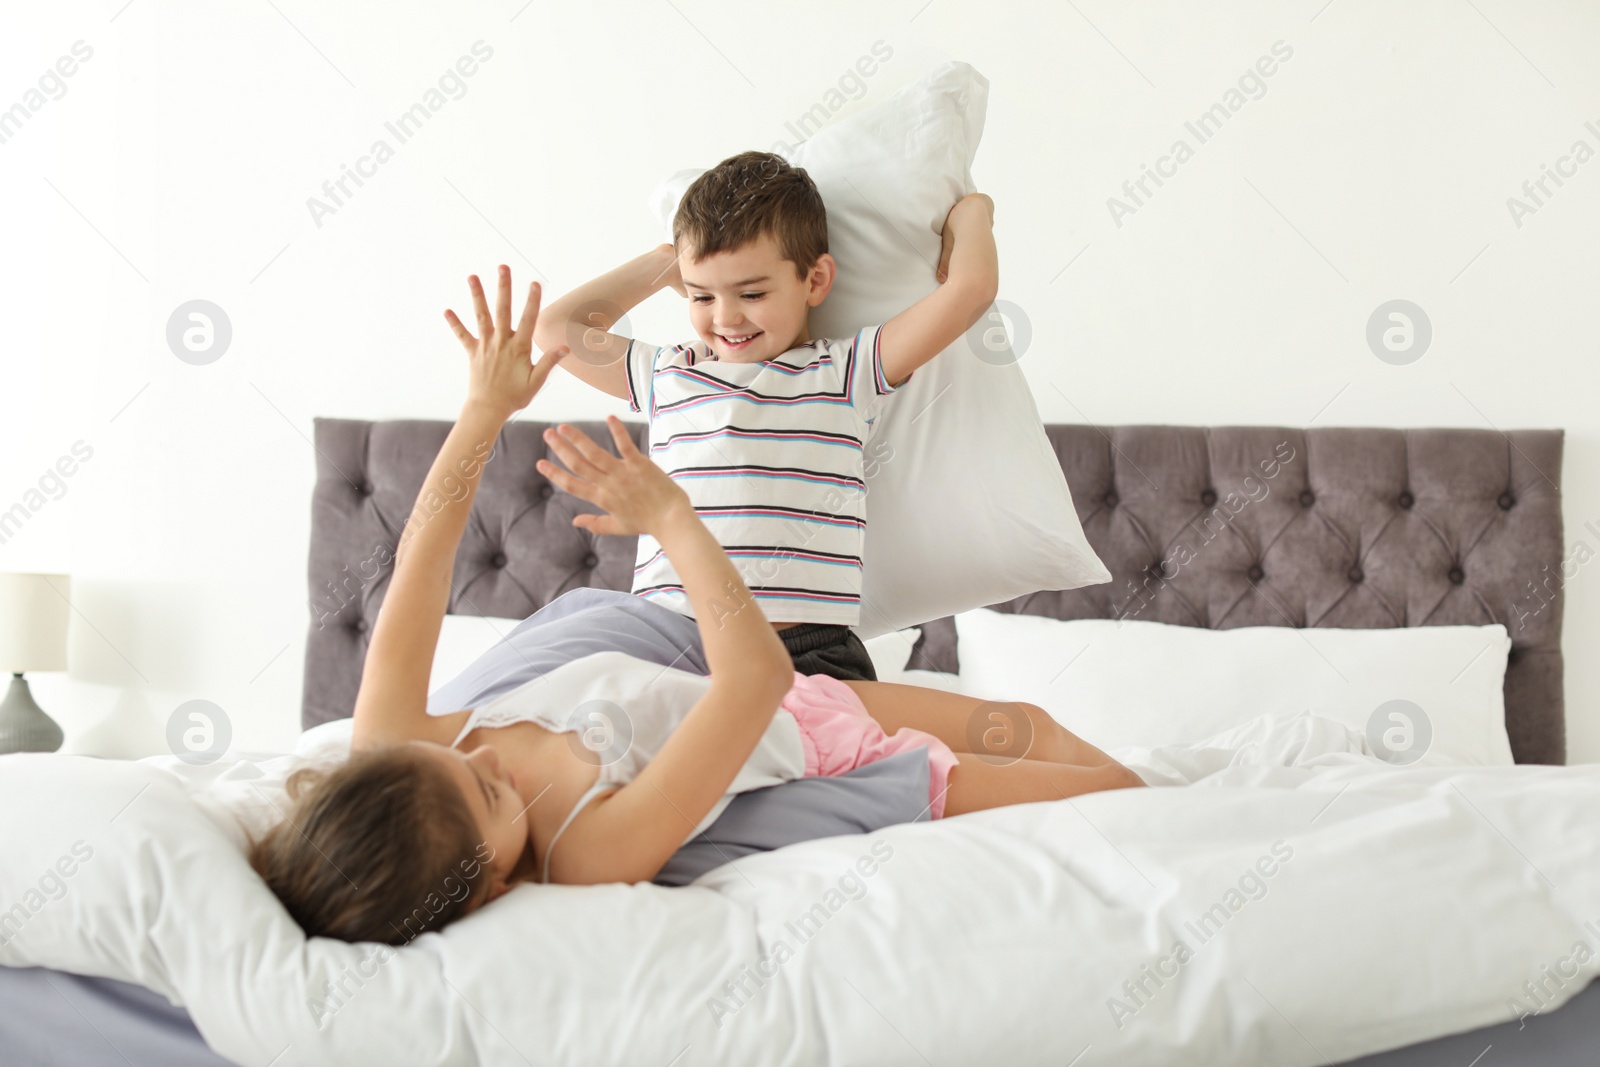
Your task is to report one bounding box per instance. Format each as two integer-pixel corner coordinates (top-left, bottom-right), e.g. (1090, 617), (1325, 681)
(779, 671), (959, 820)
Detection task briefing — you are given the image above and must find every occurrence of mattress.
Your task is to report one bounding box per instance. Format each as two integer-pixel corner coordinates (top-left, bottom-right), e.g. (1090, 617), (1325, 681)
(8, 713), (1600, 1065)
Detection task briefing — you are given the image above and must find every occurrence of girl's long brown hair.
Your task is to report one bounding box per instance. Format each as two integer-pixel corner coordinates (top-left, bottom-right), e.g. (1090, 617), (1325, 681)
(248, 746), (494, 945)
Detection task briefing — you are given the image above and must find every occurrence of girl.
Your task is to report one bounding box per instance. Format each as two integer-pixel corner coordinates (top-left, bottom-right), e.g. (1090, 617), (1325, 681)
(250, 267), (1142, 945)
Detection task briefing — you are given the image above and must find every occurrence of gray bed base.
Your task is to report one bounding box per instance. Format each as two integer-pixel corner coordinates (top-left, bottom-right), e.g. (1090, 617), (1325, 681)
(4, 965), (1595, 1066)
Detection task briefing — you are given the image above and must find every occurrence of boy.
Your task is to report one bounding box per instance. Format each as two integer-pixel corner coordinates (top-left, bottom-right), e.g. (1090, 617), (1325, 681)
(532, 151), (998, 682)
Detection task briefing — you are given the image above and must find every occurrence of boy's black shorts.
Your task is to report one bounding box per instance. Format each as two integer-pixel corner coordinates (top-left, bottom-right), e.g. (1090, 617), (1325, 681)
(777, 623), (879, 682)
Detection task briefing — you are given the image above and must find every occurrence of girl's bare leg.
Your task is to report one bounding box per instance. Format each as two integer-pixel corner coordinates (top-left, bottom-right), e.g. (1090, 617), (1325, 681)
(940, 754), (1145, 818)
(842, 679), (1121, 767)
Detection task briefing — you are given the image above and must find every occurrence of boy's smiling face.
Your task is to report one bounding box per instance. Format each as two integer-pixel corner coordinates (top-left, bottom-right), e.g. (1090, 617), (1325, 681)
(678, 231), (836, 363)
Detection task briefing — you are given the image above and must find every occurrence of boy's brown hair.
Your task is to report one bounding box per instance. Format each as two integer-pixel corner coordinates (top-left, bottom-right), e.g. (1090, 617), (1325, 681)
(673, 151), (828, 282)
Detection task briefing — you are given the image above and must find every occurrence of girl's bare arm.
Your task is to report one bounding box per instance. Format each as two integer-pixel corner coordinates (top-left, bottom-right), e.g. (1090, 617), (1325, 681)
(351, 267), (568, 750)
(532, 420), (795, 884)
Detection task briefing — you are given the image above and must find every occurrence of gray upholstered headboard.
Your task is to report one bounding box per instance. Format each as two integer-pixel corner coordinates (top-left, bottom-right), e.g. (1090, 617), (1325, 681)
(303, 421), (1565, 764)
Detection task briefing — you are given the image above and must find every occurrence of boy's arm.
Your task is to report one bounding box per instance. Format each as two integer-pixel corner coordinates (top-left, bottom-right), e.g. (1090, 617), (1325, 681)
(878, 193), (999, 388)
(532, 245), (683, 402)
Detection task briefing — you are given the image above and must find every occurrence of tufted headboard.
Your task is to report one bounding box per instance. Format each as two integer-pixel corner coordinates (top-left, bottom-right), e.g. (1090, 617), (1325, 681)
(303, 421), (1565, 764)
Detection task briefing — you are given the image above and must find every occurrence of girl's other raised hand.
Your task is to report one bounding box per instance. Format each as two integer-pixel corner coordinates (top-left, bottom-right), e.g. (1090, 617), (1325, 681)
(444, 265), (569, 419)
(536, 416), (690, 537)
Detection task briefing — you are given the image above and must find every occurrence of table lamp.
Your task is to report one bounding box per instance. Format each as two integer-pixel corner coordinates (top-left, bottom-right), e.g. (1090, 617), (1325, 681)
(0, 572), (70, 754)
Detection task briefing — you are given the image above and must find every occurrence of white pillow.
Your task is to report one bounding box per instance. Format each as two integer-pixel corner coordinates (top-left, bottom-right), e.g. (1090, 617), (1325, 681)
(952, 609), (1515, 767)
(649, 61), (1109, 640)
(862, 628), (968, 691)
(862, 627), (920, 681)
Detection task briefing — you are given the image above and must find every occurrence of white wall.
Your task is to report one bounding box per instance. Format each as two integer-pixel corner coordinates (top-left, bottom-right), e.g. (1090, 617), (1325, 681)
(3, 0), (1597, 761)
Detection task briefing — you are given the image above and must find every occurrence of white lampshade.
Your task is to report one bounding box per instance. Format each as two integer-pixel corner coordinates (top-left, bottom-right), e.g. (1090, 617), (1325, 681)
(0, 572), (71, 673)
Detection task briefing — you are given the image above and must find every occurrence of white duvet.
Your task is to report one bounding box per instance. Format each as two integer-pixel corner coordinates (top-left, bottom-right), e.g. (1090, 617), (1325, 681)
(3, 713), (1599, 1067)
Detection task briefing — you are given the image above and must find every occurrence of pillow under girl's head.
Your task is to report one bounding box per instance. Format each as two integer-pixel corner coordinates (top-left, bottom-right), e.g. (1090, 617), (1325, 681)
(672, 150), (828, 281)
(247, 745), (502, 945)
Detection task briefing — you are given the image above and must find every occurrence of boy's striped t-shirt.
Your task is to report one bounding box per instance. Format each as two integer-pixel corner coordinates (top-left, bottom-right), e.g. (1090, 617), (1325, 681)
(623, 324), (909, 627)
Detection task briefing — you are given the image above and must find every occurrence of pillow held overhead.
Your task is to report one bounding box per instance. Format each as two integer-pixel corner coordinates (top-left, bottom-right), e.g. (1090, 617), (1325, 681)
(649, 60), (1110, 639)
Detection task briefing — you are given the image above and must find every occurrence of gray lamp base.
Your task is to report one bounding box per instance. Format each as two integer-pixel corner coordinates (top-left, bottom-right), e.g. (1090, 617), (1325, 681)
(0, 673), (64, 754)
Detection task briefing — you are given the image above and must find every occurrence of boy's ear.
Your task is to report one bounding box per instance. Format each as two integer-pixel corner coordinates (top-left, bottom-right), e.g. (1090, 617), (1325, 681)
(805, 253), (837, 307)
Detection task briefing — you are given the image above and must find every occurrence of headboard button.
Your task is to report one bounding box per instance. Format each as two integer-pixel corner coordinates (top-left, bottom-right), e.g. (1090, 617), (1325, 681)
(584, 554), (599, 569)
(1103, 491), (1119, 507)
(1247, 564), (1265, 582)
(1448, 566), (1465, 585)
(1498, 492), (1516, 510)
(1398, 491), (1414, 509)
(540, 485), (554, 500)
(353, 618), (368, 633)
(1200, 489), (1218, 507)
(1347, 566), (1364, 583)
(491, 552), (508, 569)
(1300, 490), (1315, 507)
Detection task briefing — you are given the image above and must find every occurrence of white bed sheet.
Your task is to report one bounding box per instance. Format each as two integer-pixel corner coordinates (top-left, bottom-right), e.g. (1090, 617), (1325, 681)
(3, 714), (1599, 1067)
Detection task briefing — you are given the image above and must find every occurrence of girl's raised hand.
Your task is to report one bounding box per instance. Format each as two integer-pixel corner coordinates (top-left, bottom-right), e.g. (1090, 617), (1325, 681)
(536, 416), (690, 537)
(444, 265), (569, 419)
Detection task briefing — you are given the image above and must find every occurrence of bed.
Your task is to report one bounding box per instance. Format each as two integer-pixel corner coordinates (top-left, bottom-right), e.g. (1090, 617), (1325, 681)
(4, 419), (1596, 1067)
